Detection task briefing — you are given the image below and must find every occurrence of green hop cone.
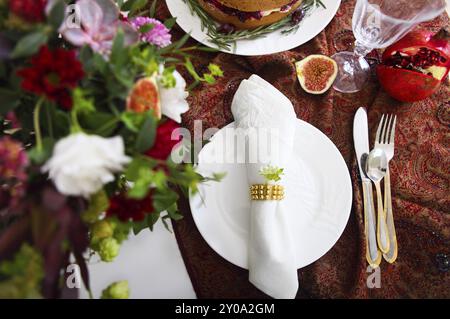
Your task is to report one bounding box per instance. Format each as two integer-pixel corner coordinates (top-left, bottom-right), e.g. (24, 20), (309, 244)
(97, 237), (120, 262)
(101, 281), (129, 299)
(90, 220), (114, 247)
(0, 243), (44, 299)
(108, 218), (131, 244)
(82, 190), (109, 224)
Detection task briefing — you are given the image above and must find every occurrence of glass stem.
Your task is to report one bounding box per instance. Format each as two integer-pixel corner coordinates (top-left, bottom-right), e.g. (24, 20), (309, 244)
(354, 41), (373, 57)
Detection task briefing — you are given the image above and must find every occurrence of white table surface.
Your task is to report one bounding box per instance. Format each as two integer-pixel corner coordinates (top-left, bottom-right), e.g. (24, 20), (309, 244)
(79, 220), (196, 299)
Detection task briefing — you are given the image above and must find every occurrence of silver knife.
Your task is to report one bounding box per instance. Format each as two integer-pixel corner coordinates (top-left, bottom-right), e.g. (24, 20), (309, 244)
(353, 107), (381, 268)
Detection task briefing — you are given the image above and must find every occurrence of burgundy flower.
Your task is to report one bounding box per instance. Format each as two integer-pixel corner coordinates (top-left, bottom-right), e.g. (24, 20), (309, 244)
(106, 192), (154, 222)
(145, 119), (182, 160)
(9, 0), (48, 23)
(0, 136), (29, 210)
(17, 46), (84, 110)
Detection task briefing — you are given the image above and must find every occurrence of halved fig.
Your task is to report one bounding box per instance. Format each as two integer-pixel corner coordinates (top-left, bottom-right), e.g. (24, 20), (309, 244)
(126, 77), (162, 118)
(295, 55), (338, 94)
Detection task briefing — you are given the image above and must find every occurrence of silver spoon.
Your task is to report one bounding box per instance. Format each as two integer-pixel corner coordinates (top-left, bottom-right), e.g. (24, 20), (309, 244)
(365, 148), (390, 254)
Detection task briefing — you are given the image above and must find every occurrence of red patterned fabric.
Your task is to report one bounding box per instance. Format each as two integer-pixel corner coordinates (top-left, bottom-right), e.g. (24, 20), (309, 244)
(155, 0), (450, 298)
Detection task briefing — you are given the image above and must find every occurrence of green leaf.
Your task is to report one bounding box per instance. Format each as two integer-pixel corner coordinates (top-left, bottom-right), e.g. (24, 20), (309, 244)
(149, 0), (158, 17)
(28, 138), (55, 164)
(81, 112), (119, 137)
(0, 88), (21, 115)
(161, 215), (172, 232)
(72, 88), (95, 114)
(48, 0), (66, 30)
(212, 172), (227, 181)
(110, 29), (125, 67)
(147, 212), (160, 231)
(121, 0), (138, 11)
(259, 165), (284, 182)
(93, 53), (108, 74)
(153, 189), (179, 213)
(139, 24), (154, 34)
(10, 31), (48, 59)
(159, 33), (190, 54)
(79, 45), (94, 72)
(135, 114), (156, 153)
(208, 63), (224, 77)
(121, 112), (145, 133)
(127, 168), (152, 199)
(167, 203), (183, 221)
(121, 0), (147, 14)
(132, 218), (148, 235)
(160, 67), (176, 88)
(125, 156), (155, 181)
(52, 109), (71, 137)
(164, 18), (177, 29)
(203, 73), (215, 84)
(184, 59), (202, 82)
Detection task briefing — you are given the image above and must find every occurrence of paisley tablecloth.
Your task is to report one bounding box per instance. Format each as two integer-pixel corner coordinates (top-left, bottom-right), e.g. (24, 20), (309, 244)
(155, 0), (450, 298)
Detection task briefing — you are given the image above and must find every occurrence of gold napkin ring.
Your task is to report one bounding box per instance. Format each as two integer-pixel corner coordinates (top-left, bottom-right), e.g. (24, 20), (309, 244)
(250, 184), (285, 201)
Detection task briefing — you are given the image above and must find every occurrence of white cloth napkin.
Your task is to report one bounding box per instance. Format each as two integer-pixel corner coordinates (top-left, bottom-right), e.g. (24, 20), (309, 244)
(231, 75), (298, 299)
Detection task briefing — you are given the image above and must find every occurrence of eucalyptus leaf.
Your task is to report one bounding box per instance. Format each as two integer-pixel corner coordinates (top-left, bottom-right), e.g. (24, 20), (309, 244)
(135, 114), (156, 153)
(48, 0), (66, 30)
(149, 0), (158, 17)
(10, 31), (48, 59)
(110, 29), (125, 67)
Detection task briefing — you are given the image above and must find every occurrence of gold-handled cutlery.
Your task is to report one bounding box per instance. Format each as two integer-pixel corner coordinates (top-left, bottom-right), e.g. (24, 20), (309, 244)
(374, 114), (398, 263)
(354, 108), (382, 268)
(365, 148), (389, 254)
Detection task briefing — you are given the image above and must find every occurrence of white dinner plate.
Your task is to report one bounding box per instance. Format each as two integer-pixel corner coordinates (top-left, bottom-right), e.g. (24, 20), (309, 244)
(189, 120), (352, 269)
(166, 0), (341, 56)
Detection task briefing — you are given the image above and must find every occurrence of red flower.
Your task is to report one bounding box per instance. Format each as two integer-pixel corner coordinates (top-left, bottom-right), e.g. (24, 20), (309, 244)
(9, 0), (48, 23)
(106, 192), (155, 222)
(145, 119), (182, 160)
(17, 46), (84, 110)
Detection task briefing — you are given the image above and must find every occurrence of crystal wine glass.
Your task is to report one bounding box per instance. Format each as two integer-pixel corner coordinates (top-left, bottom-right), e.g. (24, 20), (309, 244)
(332, 0), (446, 93)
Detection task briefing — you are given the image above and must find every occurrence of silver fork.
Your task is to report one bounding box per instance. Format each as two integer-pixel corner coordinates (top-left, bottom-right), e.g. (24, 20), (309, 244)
(375, 114), (398, 263)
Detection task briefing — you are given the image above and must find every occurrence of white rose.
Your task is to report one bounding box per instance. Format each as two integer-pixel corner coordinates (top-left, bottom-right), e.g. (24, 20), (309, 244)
(158, 70), (189, 123)
(42, 133), (130, 198)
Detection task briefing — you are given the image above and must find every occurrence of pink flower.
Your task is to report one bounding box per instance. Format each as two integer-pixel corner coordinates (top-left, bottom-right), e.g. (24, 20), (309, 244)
(60, 0), (138, 57)
(0, 137), (28, 211)
(130, 17), (172, 48)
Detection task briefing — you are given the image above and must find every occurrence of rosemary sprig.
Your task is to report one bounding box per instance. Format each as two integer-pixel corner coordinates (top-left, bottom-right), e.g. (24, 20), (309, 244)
(182, 0), (326, 51)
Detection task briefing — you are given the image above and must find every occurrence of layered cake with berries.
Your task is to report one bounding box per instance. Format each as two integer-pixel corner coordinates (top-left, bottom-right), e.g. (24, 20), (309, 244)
(198, 0), (303, 29)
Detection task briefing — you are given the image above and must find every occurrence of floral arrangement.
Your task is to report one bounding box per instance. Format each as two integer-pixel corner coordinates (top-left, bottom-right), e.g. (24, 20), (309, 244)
(0, 0), (223, 299)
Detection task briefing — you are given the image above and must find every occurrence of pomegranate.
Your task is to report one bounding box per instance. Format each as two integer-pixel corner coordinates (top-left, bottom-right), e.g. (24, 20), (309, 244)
(377, 28), (450, 102)
(126, 77), (161, 118)
(295, 55), (338, 94)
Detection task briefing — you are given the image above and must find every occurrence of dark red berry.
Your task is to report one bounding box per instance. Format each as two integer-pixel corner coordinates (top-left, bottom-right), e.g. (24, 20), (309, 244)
(218, 23), (236, 34)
